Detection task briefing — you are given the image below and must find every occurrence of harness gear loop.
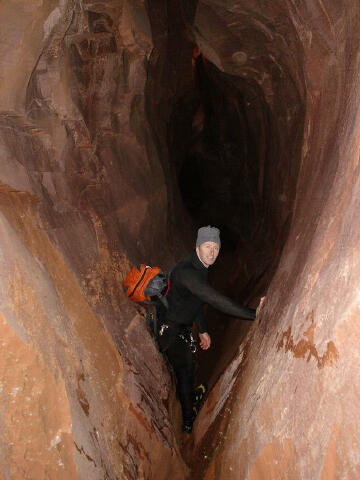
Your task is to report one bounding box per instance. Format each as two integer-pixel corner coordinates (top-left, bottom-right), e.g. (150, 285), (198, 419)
(179, 331), (197, 353)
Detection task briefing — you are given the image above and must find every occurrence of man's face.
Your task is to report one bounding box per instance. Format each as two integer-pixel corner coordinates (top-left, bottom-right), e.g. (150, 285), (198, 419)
(196, 241), (220, 268)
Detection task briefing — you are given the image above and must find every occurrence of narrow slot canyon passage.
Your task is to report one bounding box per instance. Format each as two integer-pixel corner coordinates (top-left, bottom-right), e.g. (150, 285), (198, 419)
(171, 51), (303, 391)
(0, 1), (360, 480)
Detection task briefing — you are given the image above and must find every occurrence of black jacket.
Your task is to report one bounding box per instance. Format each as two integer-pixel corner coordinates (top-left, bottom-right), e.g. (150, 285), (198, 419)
(166, 252), (256, 332)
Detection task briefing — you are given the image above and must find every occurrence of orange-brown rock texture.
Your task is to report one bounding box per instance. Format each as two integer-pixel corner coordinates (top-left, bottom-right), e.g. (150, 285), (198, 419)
(0, 1), (187, 479)
(189, 1), (360, 480)
(1, 1), (360, 479)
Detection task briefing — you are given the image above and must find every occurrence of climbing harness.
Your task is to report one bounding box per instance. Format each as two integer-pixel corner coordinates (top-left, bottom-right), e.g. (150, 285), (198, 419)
(159, 323), (169, 336)
(179, 330), (197, 354)
(157, 322), (197, 353)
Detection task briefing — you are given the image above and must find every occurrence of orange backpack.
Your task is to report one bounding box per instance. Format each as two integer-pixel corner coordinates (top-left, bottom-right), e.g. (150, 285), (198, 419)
(123, 264), (168, 304)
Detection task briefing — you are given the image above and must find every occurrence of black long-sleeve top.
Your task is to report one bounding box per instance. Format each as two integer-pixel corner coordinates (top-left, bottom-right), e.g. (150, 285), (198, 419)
(166, 252), (256, 333)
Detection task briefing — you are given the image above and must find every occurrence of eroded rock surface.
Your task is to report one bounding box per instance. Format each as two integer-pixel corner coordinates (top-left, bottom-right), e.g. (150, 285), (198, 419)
(1, 0), (360, 479)
(189, 1), (360, 479)
(0, 1), (187, 479)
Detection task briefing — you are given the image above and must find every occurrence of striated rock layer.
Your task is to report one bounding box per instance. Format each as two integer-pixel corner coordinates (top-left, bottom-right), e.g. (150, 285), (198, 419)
(1, 0), (360, 479)
(190, 1), (360, 480)
(0, 1), (187, 479)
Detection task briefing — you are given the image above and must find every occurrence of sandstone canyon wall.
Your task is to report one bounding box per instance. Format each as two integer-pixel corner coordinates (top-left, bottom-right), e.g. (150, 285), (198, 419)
(0, 1), (187, 479)
(0, 1), (360, 480)
(190, 2), (360, 480)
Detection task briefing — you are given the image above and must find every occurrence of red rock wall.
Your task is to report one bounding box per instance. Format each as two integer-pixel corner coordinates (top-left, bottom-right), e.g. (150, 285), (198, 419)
(191, 1), (360, 479)
(0, 1), (187, 479)
(2, 0), (360, 479)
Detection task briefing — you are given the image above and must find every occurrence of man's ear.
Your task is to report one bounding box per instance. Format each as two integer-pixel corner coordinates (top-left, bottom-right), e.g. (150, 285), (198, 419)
(195, 246), (199, 256)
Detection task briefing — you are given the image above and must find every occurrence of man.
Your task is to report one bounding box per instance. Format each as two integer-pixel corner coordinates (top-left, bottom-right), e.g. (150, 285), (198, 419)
(158, 225), (257, 434)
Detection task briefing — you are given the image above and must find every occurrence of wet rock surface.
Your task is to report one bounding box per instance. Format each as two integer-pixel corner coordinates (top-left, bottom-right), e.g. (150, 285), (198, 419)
(1, 0), (360, 479)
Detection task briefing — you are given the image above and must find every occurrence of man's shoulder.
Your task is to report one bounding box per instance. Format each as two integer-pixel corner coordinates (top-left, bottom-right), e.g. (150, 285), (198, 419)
(170, 256), (202, 285)
(172, 255), (198, 280)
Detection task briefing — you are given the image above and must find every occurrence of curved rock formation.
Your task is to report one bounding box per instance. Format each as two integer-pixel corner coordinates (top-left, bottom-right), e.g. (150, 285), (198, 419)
(0, 1), (187, 478)
(188, 1), (360, 479)
(0, 0), (360, 479)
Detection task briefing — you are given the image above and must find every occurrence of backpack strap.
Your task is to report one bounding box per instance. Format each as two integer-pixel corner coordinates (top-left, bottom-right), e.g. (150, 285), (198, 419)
(158, 295), (168, 309)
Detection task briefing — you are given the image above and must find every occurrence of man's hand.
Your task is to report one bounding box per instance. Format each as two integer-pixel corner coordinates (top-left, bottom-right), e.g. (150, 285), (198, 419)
(257, 296), (266, 316)
(199, 332), (211, 350)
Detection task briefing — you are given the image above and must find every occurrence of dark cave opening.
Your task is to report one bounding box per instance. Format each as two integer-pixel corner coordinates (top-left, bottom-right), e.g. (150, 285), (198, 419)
(145, 0), (305, 396)
(168, 51), (303, 388)
(177, 54), (263, 251)
(3, 1), (358, 476)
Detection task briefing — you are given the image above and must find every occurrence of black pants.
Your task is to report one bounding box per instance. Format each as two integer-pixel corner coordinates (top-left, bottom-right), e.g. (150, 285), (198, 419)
(165, 334), (195, 423)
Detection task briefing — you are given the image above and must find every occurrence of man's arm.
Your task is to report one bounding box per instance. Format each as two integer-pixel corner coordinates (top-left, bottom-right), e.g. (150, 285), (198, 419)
(194, 308), (208, 333)
(180, 269), (256, 320)
(194, 309), (211, 349)
(199, 332), (211, 350)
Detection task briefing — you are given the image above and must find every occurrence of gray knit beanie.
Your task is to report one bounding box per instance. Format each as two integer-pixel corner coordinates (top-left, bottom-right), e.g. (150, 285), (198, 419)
(196, 226), (221, 247)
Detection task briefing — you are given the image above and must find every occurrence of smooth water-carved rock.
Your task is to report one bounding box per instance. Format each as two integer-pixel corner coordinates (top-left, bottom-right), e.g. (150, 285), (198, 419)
(0, 1), (187, 479)
(1, 0), (360, 479)
(189, 1), (360, 479)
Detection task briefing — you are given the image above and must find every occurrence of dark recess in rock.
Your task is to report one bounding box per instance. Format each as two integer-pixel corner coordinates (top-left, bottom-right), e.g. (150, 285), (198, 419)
(1, 0), (359, 479)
